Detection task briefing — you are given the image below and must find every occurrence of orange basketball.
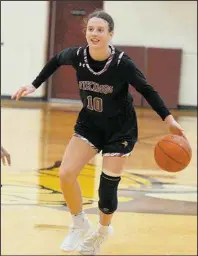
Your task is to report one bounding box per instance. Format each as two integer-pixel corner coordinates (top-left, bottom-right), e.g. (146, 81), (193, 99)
(154, 134), (192, 172)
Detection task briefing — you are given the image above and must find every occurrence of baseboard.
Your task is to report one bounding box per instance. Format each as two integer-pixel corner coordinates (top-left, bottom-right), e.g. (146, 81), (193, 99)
(1, 95), (46, 101)
(1, 95), (197, 111)
(178, 105), (197, 110)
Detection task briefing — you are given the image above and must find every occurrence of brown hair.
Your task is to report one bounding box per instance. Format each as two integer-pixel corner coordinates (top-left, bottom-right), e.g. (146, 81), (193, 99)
(84, 10), (114, 32)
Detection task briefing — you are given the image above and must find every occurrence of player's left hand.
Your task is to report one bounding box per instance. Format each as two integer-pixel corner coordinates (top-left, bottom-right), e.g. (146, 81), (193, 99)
(168, 121), (184, 136)
(165, 115), (187, 139)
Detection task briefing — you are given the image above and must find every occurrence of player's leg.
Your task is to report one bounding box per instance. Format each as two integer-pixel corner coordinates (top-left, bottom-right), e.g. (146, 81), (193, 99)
(60, 135), (98, 252)
(78, 155), (128, 255)
(59, 135), (97, 214)
(78, 113), (137, 255)
(97, 113), (137, 229)
(61, 108), (101, 216)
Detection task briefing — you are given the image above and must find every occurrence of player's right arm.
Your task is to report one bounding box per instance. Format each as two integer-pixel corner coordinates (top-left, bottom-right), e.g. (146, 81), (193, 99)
(122, 54), (186, 138)
(1, 146), (11, 166)
(11, 47), (78, 100)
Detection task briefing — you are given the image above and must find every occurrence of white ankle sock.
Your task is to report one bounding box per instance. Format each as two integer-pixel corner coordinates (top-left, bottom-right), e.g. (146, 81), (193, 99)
(72, 211), (87, 227)
(97, 223), (109, 234)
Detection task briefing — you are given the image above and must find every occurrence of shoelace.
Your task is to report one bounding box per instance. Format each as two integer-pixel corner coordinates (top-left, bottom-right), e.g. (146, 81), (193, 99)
(83, 232), (105, 251)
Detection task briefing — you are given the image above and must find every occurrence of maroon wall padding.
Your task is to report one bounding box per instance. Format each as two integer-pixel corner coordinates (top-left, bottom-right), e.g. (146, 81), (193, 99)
(143, 47), (182, 109)
(48, 1), (104, 100)
(115, 46), (146, 107)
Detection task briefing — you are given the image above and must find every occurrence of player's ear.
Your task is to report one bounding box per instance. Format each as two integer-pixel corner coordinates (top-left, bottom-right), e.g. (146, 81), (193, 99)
(109, 31), (114, 42)
(109, 31), (114, 38)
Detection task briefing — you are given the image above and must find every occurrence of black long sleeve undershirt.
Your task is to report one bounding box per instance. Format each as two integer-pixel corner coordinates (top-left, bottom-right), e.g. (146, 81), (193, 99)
(32, 47), (77, 88)
(32, 47), (171, 121)
(32, 56), (60, 88)
(123, 56), (171, 120)
(132, 69), (171, 120)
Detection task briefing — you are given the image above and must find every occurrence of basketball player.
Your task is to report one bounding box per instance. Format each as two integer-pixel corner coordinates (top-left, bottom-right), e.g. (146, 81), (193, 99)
(1, 146), (11, 166)
(11, 10), (185, 255)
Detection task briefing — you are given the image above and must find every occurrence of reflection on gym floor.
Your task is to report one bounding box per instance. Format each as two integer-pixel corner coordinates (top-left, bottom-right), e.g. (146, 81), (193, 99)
(1, 100), (197, 255)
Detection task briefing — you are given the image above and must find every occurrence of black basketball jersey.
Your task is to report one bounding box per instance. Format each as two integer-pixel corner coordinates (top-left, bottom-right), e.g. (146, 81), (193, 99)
(32, 45), (171, 120)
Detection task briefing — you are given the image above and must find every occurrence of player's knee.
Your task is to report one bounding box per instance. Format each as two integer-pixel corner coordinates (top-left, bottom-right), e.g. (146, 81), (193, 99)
(59, 165), (77, 184)
(98, 172), (121, 214)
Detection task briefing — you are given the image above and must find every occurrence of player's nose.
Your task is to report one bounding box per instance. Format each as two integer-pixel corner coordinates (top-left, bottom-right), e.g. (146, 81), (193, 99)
(91, 29), (98, 36)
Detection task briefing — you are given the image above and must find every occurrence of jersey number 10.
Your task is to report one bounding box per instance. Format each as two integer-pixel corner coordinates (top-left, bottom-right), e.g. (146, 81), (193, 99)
(87, 96), (103, 112)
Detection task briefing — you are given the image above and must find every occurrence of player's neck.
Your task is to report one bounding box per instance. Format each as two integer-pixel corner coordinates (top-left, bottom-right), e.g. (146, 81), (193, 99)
(89, 46), (111, 61)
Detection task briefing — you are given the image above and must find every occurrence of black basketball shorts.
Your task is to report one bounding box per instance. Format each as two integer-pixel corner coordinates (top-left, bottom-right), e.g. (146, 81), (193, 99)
(74, 108), (138, 157)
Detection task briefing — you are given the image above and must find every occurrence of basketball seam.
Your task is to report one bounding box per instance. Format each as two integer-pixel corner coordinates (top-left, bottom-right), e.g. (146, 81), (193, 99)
(157, 143), (185, 166)
(160, 139), (191, 159)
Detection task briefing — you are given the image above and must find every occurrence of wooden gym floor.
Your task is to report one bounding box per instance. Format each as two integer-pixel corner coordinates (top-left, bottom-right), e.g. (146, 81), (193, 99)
(1, 100), (197, 255)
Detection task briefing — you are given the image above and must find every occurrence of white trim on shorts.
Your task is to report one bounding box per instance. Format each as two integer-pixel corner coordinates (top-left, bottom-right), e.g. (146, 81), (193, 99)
(73, 133), (132, 157)
(73, 133), (99, 153)
(102, 152), (131, 157)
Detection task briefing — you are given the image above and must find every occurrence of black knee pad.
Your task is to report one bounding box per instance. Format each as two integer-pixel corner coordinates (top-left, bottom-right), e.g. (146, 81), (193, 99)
(98, 172), (121, 214)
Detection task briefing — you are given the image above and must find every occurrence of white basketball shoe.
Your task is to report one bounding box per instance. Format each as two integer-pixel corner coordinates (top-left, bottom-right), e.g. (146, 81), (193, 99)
(78, 223), (114, 255)
(60, 213), (92, 252)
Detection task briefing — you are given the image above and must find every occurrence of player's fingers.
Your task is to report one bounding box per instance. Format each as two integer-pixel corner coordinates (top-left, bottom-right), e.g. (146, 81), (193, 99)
(178, 131), (188, 142)
(181, 133), (188, 140)
(176, 129), (184, 136)
(6, 154), (11, 166)
(11, 89), (21, 99)
(21, 90), (31, 97)
(16, 88), (27, 100)
(2, 156), (6, 165)
(178, 126), (185, 136)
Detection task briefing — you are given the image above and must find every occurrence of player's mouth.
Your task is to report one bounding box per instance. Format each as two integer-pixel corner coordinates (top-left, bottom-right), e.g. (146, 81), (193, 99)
(91, 38), (100, 44)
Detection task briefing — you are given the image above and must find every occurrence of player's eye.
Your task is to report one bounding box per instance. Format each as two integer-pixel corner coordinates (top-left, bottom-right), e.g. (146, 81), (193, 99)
(98, 28), (103, 33)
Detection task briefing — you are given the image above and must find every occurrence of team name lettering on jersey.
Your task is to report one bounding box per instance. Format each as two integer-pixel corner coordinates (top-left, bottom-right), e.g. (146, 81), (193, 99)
(79, 81), (113, 95)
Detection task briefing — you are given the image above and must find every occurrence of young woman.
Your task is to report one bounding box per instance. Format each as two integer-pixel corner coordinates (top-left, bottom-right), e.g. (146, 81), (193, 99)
(12, 10), (185, 255)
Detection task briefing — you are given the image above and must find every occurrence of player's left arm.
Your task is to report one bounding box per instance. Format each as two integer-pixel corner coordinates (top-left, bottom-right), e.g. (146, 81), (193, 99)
(124, 57), (185, 137)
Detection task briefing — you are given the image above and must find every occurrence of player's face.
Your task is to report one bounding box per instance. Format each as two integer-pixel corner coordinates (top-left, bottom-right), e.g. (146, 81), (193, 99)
(86, 17), (113, 49)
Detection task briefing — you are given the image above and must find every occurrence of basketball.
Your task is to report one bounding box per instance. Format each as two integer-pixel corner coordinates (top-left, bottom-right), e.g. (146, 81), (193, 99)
(154, 134), (192, 172)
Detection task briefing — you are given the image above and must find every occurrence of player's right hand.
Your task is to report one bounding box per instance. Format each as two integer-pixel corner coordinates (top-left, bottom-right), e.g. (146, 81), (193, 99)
(1, 146), (11, 166)
(11, 84), (36, 100)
